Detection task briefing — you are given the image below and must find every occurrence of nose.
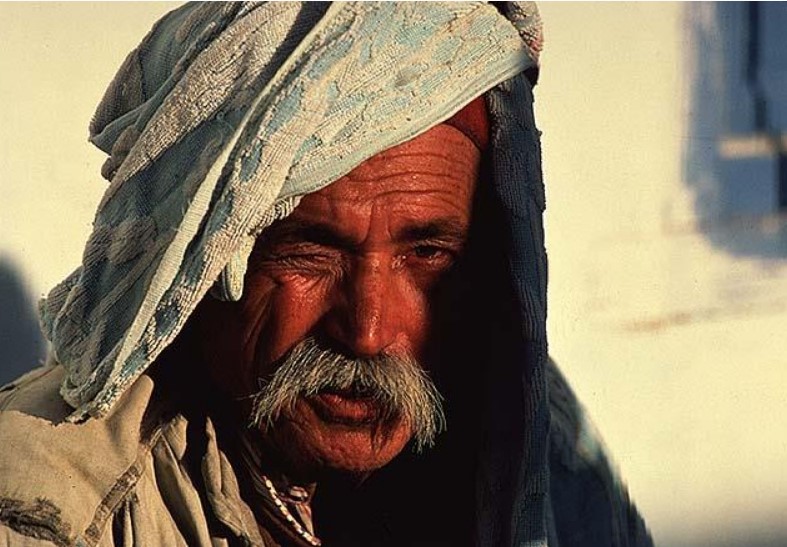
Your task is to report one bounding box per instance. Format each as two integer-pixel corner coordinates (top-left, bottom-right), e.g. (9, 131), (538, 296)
(324, 254), (406, 358)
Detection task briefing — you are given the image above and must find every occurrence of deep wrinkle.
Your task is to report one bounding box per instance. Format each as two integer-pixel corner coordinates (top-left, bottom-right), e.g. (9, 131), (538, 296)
(194, 124), (480, 479)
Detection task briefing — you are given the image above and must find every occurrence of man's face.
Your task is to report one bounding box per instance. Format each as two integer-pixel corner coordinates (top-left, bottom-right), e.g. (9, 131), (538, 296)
(196, 124), (480, 478)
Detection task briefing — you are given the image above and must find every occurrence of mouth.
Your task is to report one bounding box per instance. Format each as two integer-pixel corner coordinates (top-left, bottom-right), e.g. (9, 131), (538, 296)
(307, 389), (382, 426)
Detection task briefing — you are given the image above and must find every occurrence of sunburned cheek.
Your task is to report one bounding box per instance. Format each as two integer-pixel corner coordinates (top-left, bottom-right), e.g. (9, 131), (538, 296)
(405, 267), (450, 296)
(387, 273), (434, 360)
(274, 273), (337, 311)
(243, 269), (334, 316)
(255, 274), (336, 361)
(402, 262), (449, 302)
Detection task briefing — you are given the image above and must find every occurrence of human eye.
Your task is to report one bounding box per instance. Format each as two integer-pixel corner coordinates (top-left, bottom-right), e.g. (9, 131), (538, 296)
(407, 242), (458, 270)
(271, 245), (338, 266)
(413, 244), (450, 260)
(250, 242), (341, 275)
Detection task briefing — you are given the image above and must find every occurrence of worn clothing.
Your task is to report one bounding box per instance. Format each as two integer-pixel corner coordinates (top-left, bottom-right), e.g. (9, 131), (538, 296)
(0, 364), (305, 547)
(0, 361), (649, 547)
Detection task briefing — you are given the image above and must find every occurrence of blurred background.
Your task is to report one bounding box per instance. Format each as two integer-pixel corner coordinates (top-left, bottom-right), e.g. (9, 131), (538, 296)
(1, 3), (785, 546)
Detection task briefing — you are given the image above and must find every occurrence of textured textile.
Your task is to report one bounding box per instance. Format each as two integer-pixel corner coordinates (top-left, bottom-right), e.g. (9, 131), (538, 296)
(547, 362), (653, 547)
(479, 69), (549, 547)
(0, 365), (267, 547)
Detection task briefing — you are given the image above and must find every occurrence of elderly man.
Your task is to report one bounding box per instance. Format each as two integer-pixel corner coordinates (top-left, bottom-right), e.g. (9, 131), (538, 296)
(0, 3), (651, 546)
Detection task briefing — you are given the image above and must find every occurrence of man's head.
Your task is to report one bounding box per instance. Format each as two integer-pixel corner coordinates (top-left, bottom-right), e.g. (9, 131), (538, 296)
(34, 3), (548, 542)
(192, 123), (481, 478)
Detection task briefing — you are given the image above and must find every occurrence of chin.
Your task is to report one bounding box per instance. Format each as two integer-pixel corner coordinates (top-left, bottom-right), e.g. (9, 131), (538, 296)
(263, 397), (413, 479)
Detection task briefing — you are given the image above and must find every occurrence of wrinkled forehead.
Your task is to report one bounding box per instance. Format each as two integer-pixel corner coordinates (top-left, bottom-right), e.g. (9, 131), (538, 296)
(281, 96), (488, 242)
(286, 124), (482, 240)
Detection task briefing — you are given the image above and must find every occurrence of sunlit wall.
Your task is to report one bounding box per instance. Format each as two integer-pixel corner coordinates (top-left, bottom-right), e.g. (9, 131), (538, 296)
(538, 4), (787, 546)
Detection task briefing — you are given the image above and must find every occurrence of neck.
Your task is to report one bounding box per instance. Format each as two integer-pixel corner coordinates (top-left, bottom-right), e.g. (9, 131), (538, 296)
(235, 425), (323, 545)
(237, 424), (317, 494)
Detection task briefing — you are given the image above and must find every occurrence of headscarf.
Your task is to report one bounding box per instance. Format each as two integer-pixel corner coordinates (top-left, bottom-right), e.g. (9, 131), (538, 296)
(39, 2), (547, 544)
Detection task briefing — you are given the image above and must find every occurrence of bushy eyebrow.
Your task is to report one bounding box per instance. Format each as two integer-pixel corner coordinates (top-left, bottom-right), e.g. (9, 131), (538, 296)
(262, 217), (468, 252)
(395, 219), (468, 245)
(267, 221), (357, 250)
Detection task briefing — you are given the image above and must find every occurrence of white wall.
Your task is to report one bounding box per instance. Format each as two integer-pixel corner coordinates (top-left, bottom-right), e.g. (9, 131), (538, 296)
(538, 4), (787, 545)
(0, 3), (181, 295)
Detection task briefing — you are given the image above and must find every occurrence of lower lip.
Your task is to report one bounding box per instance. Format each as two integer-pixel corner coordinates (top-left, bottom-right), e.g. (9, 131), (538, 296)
(309, 393), (379, 425)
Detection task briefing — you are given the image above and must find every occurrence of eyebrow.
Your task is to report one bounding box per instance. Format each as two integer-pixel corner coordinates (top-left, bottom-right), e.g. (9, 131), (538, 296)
(395, 218), (468, 244)
(263, 217), (468, 251)
(266, 221), (357, 250)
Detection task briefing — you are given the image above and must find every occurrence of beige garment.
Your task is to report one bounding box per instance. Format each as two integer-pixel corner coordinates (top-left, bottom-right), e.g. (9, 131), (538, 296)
(0, 364), (289, 547)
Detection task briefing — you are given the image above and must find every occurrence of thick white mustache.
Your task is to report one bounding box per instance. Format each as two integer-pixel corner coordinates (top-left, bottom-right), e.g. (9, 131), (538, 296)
(249, 337), (446, 451)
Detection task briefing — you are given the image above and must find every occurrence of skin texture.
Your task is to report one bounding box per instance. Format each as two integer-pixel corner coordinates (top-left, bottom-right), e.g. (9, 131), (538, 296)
(194, 124), (480, 480)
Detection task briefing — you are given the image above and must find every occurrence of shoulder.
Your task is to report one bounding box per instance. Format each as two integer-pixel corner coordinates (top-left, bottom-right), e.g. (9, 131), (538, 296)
(546, 358), (653, 547)
(0, 363), (71, 417)
(0, 364), (160, 545)
(0, 364), (263, 547)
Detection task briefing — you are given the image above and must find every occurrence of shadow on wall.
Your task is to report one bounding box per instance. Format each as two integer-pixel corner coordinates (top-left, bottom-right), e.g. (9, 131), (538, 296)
(0, 257), (46, 384)
(684, 2), (787, 259)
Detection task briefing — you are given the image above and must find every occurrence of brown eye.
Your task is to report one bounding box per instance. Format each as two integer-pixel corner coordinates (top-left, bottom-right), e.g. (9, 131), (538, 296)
(413, 245), (444, 259)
